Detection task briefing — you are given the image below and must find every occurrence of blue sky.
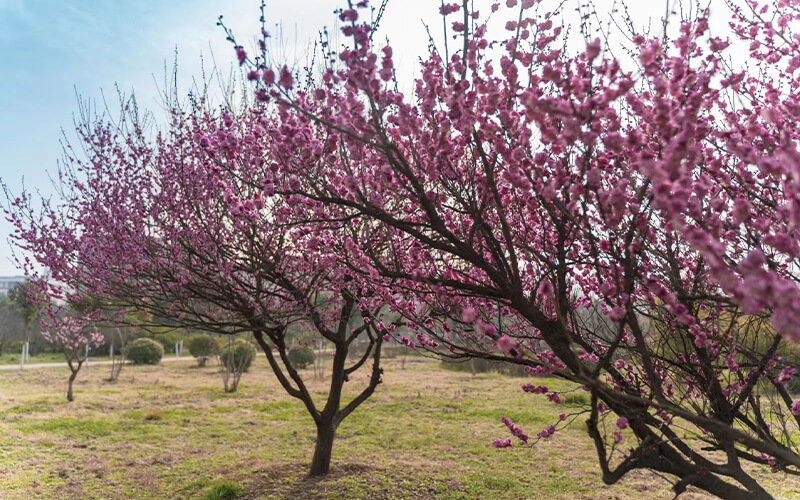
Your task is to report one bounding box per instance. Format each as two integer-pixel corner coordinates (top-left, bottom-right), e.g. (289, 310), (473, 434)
(0, 0), (435, 275)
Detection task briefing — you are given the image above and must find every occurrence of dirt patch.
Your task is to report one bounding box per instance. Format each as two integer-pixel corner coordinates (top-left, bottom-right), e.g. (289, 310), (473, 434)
(241, 462), (460, 500)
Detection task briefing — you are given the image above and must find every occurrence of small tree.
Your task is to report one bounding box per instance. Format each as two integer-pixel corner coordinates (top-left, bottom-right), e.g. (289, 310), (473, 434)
(105, 327), (128, 382)
(8, 279), (44, 355)
(42, 315), (104, 401)
(187, 333), (219, 367)
(218, 335), (256, 393)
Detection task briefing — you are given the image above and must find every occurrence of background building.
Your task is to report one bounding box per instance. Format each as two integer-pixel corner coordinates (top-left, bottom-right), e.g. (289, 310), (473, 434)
(0, 276), (27, 296)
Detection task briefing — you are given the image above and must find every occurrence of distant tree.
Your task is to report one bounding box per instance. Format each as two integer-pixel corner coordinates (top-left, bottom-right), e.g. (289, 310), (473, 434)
(0, 295), (25, 356)
(217, 334), (257, 393)
(8, 279), (43, 352)
(41, 314), (104, 401)
(187, 333), (219, 367)
(7, 89), (399, 475)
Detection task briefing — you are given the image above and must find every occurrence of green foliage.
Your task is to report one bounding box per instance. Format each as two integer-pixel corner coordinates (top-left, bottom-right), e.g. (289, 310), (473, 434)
(152, 331), (179, 351)
(20, 417), (114, 437)
(440, 358), (527, 376)
(6, 339), (25, 353)
(126, 338), (164, 365)
(219, 340), (256, 372)
(8, 279), (40, 326)
(188, 334), (219, 365)
(201, 481), (244, 500)
(287, 345), (315, 369)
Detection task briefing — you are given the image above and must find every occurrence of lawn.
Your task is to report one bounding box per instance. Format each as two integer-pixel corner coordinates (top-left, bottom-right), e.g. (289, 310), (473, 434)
(0, 352), (70, 365)
(0, 351), (186, 366)
(1, 356), (797, 499)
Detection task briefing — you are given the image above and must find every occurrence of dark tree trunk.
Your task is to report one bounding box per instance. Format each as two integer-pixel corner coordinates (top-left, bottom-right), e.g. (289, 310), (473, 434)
(67, 371), (77, 402)
(310, 420), (336, 476)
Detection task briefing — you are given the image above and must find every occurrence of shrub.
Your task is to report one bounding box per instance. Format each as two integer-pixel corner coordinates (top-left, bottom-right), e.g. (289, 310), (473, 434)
(288, 345), (315, 369)
(440, 358), (527, 376)
(220, 340), (256, 372)
(126, 338), (164, 365)
(187, 333), (219, 366)
(201, 481), (243, 500)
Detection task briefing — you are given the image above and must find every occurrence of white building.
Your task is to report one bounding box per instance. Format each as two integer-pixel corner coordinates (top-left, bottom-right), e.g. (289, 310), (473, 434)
(0, 276), (27, 296)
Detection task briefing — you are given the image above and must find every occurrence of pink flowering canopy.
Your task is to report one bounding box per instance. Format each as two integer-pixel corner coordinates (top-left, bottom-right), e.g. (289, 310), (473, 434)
(41, 314), (104, 359)
(208, 0), (800, 497)
(7, 90), (395, 475)
(8, 0), (800, 495)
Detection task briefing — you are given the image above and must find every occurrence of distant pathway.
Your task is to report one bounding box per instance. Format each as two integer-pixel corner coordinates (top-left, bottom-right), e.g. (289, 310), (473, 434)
(0, 352), (281, 371)
(0, 356), (196, 371)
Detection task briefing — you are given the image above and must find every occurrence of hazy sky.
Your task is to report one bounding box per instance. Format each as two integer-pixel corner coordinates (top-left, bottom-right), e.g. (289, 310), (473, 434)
(0, 0), (730, 276)
(0, 0), (440, 275)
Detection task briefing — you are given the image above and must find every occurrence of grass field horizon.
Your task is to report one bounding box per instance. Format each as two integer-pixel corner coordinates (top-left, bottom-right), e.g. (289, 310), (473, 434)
(2, 356), (798, 499)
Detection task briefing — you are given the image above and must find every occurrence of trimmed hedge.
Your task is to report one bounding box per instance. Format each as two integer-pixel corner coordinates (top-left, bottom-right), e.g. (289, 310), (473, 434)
(220, 340), (256, 372)
(288, 346), (315, 369)
(126, 338), (164, 365)
(187, 334), (219, 366)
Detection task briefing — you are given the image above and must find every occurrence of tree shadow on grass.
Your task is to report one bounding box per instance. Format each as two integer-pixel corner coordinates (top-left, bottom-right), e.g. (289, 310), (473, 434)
(241, 462), (455, 500)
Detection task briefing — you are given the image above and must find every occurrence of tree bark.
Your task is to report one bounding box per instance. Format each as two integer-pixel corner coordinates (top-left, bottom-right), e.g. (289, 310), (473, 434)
(310, 420), (336, 476)
(67, 371), (77, 402)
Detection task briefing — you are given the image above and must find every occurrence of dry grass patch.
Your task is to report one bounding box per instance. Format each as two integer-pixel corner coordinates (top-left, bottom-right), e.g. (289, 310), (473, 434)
(1, 356), (798, 499)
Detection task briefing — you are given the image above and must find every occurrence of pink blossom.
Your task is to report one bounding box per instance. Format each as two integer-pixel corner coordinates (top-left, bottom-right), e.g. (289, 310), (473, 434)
(493, 438), (513, 448)
(522, 384), (548, 394)
(278, 66), (294, 89)
(776, 367), (797, 385)
(496, 335), (514, 352)
(501, 416), (529, 442)
(537, 425), (555, 439)
(439, 3), (460, 15)
(608, 307), (626, 322)
(461, 307), (478, 323)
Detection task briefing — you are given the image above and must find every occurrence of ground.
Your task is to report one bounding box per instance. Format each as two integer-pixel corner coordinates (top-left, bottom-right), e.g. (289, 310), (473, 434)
(0, 355), (797, 499)
(0, 352), (69, 365)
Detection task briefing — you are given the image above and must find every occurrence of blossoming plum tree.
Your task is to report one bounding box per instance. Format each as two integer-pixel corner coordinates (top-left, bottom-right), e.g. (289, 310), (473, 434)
(6, 94), (396, 475)
(41, 313), (104, 401)
(206, 0), (800, 497)
(9, 0), (800, 495)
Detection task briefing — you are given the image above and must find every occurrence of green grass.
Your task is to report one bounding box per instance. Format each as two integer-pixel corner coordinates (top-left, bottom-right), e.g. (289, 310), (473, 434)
(0, 351), (116, 365)
(0, 357), (798, 499)
(201, 481), (244, 500)
(0, 351), (65, 365)
(19, 417), (115, 437)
